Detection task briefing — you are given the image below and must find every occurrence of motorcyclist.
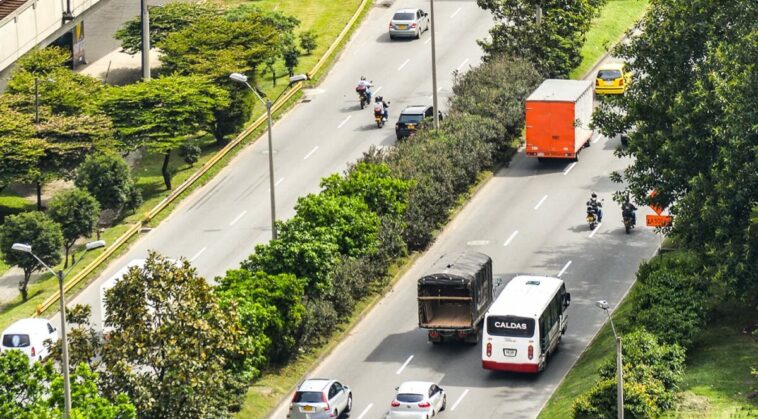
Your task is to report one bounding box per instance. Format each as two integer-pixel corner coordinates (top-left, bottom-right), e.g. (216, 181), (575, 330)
(622, 197), (637, 226)
(587, 193), (603, 222)
(374, 96), (389, 121)
(356, 76), (372, 102)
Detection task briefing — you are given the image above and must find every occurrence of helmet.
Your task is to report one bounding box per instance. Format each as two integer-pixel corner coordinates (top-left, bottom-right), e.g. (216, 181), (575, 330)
(360, 76), (366, 81)
(375, 96), (383, 102)
(591, 193), (597, 199)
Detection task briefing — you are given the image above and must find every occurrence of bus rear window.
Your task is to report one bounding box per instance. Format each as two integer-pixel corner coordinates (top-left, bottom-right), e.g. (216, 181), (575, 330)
(486, 316), (535, 338)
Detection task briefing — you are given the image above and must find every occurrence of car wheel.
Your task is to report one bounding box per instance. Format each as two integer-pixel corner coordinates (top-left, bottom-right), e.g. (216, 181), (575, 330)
(345, 393), (353, 413)
(415, 29), (421, 39)
(441, 395), (447, 411)
(389, 34), (395, 40)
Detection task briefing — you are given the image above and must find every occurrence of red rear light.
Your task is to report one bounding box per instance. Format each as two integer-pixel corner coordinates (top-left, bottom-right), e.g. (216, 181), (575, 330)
(411, 23), (417, 28)
(486, 342), (492, 357)
(418, 402), (431, 408)
(619, 79), (624, 86)
(528, 345), (534, 360)
(322, 393), (330, 411)
(31, 346), (36, 357)
(391, 401), (400, 407)
(291, 392), (298, 402)
(596, 79), (600, 86)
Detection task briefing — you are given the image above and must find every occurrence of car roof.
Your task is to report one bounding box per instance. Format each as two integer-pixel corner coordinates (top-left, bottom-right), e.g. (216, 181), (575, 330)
(598, 62), (625, 70)
(394, 9), (420, 14)
(298, 378), (333, 392)
(3, 318), (50, 334)
(397, 381), (434, 394)
(401, 105), (431, 115)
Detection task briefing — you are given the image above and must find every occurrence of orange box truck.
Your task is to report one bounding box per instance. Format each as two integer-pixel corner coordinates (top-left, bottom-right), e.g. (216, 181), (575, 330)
(525, 79), (594, 161)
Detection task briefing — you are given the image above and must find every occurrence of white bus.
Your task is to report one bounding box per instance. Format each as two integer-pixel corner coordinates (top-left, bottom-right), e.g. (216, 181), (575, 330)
(482, 275), (570, 373)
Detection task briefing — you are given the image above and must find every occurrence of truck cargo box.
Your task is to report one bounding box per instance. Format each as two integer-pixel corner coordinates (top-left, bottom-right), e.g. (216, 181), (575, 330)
(417, 252), (493, 343)
(525, 79), (594, 160)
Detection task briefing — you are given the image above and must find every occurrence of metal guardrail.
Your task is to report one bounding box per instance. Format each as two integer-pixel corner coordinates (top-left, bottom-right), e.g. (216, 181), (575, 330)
(33, 0), (372, 316)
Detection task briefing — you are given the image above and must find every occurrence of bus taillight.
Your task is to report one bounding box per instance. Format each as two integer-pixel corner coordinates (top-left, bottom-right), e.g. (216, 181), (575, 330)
(528, 345), (534, 360)
(486, 342), (492, 357)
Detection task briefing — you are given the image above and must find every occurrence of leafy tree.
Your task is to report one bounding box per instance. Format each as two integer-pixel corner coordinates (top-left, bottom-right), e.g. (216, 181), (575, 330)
(0, 350), (136, 419)
(115, 2), (222, 54)
(7, 67), (106, 116)
(10, 46), (70, 75)
(48, 188), (101, 268)
(283, 45), (300, 77)
(0, 136), (45, 193)
(159, 11), (283, 142)
(101, 75), (228, 189)
(573, 329), (685, 418)
(593, 0), (758, 299)
(321, 162), (411, 218)
(46, 304), (103, 372)
(75, 153), (141, 214)
(477, 0), (604, 77)
(101, 252), (248, 418)
(178, 141), (201, 166)
(0, 212), (63, 301)
(216, 269), (306, 368)
(299, 29), (318, 55)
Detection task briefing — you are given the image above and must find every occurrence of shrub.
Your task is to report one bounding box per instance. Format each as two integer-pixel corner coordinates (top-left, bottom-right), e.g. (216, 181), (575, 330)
(178, 141), (201, 166)
(630, 253), (712, 348)
(572, 329), (685, 418)
(75, 153), (140, 213)
(299, 30), (318, 55)
(299, 298), (339, 348)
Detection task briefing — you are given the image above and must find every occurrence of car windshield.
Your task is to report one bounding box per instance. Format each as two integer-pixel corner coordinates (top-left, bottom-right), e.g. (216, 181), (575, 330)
(399, 114), (423, 124)
(486, 315), (536, 338)
(393, 12), (415, 20)
(293, 391), (323, 403)
(2, 334), (30, 348)
(597, 69), (622, 80)
(396, 393), (424, 403)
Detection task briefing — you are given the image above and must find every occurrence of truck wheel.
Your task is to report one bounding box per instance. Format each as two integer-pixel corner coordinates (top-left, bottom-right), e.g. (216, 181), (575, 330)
(537, 157), (546, 163)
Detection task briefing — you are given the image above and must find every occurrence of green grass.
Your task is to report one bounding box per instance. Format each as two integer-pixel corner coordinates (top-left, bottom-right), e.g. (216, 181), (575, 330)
(570, 0), (650, 79)
(665, 305), (758, 418)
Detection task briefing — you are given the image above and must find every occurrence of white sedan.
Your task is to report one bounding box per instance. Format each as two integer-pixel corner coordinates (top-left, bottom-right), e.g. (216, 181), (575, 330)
(387, 381), (446, 418)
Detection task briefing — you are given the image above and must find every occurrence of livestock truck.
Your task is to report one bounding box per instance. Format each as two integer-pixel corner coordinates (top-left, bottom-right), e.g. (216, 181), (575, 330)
(525, 79), (594, 161)
(417, 251), (494, 344)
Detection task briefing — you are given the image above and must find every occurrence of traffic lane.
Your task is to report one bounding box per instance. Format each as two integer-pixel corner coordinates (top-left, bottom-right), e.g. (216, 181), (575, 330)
(273, 136), (660, 418)
(59, 0), (492, 328)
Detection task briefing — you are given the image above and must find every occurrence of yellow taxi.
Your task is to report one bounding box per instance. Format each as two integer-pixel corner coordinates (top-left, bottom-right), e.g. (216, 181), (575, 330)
(595, 62), (632, 95)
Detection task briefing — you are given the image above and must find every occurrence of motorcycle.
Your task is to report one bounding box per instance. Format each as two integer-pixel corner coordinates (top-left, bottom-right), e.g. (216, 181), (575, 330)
(357, 89), (371, 109)
(622, 209), (636, 234)
(375, 112), (385, 128)
(586, 206), (598, 230)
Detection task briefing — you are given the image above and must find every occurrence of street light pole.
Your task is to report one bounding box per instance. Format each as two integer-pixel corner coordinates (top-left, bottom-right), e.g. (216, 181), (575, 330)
(430, 0), (440, 130)
(228, 73), (308, 240)
(11, 240), (106, 419)
(596, 300), (623, 419)
(140, 0), (150, 80)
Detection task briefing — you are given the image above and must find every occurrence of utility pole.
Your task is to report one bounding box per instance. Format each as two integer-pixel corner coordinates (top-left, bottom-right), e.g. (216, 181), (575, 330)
(140, 0), (150, 80)
(430, 0), (439, 130)
(616, 336), (624, 419)
(58, 270), (72, 419)
(265, 99), (277, 239)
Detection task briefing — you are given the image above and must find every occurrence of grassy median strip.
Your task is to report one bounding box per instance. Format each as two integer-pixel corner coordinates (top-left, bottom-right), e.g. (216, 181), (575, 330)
(571, 0), (650, 79)
(0, 0), (365, 332)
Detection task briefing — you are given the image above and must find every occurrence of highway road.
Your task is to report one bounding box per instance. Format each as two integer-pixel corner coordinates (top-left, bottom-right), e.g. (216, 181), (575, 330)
(60, 0), (495, 329)
(269, 75), (662, 419)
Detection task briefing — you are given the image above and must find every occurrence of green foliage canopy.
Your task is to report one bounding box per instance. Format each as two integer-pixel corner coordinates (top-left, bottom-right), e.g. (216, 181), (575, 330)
(48, 188), (101, 268)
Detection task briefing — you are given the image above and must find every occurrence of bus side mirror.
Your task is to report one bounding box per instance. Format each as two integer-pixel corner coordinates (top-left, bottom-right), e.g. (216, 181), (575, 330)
(565, 293), (571, 307)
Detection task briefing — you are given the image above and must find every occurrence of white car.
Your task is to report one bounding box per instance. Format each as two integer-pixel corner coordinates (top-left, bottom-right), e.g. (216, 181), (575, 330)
(1, 318), (58, 362)
(387, 381), (446, 418)
(288, 378), (352, 419)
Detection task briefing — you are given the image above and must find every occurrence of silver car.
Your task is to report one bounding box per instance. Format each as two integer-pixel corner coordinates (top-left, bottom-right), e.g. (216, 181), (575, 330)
(386, 381), (446, 418)
(389, 9), (430, 39)
(288, 378), (352, 419)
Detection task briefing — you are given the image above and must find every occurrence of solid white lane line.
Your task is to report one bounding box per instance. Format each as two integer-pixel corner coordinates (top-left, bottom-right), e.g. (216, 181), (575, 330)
(425, 37), (431, 45)
(356, 404), (373, 419)
(229, 210), (247, 226)
(588, 223), (602, 238)
(190, 247), (206, 262)
(397, 58), (410, 71)
(534, 195), (548, 210)
(303, 146), (319, 160)
(337, 115), (352, 128)
(429, 87), (443, 99)
(563, 162), (577, 176)
(450, 7), (462, 18)
(396, 355), (414, 375)
(593, 135), (603, 144)
(275, 178), (284, 186)
(503, 230), (519, 247)
(451, 389), (469, 411)
(373, 86), (382, 95)
(457, 58), (470, 71)
(558, 260), (572, 277)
